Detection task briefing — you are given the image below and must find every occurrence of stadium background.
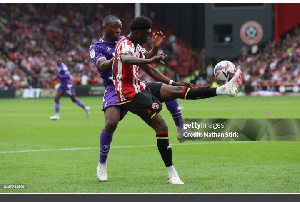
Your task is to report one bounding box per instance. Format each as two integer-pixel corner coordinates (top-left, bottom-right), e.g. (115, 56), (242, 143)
(0, 3), (300, 194)
(1, 3), (300, 98)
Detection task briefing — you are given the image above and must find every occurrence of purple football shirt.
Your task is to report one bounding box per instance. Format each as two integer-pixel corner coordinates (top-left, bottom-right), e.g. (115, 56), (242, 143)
(57, 63), (72, 86)
(89, 36), (124, 85)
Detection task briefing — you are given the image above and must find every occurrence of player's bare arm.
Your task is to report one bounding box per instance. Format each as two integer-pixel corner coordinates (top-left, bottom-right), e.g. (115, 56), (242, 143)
(139, 63), (192, 87)
(121, 53), (166, 65)
(121, 53), (193, 87)
(97, 58), (113, 72)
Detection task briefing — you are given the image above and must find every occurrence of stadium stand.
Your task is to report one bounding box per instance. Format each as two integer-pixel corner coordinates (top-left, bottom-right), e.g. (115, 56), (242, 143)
(0, 3), (203, 88)
(0, 4), (133, 88)
(1, 3), (299, 91)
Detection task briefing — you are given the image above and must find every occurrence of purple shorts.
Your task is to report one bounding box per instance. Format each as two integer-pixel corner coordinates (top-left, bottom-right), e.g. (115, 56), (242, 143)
(103, 85), (128, 120)
(57, 84), (76, 96)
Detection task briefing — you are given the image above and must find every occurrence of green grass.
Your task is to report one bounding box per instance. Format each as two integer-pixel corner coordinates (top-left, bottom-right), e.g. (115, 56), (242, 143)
(0, 96), (299, 193)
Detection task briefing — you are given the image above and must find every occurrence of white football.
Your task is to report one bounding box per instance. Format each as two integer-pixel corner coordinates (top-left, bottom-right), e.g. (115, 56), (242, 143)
(214, 60), (237, 81)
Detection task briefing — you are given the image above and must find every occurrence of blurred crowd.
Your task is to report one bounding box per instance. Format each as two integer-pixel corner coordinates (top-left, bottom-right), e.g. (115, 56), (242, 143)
(0, 3), (134, 88)
(234, 27), (300, 87)
(1, 3), (300, 89)
(0, 3), (207, 88)
(203, 27), (300, 87)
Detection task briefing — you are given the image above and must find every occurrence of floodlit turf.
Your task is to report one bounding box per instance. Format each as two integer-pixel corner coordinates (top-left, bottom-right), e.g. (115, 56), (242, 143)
(0, 96), (299, 193)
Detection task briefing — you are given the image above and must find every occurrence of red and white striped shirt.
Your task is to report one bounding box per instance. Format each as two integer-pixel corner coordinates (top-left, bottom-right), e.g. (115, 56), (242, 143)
(113, 37), (146, 102)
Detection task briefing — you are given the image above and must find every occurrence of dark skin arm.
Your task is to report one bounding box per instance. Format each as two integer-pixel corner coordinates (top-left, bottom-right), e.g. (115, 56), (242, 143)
(121, 53), (166, 65)
(140, 63), (193, 87)
(121, 53), (193, 88)
(140, 63), (183, 86)
(97, 58), (114, 72)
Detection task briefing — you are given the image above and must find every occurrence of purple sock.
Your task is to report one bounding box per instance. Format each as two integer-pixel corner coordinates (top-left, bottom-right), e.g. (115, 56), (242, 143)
(99, 129), (113, 163)
(55, 100), (60, 114)
(165, 99), (183, 128)
(75, 98), (85, 109)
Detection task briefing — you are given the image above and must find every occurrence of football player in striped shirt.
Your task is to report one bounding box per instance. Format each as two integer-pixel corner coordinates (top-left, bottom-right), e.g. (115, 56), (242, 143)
(89, 15), (190, 182)
(112, 16), (242, 184)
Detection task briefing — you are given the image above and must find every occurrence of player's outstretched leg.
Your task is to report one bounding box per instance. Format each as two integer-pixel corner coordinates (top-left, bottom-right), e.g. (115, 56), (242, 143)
(71, 95), (90, 117)
(161, 69), (243, 102)
(185, 69), (243, 98)
(151, 113), (184, 184)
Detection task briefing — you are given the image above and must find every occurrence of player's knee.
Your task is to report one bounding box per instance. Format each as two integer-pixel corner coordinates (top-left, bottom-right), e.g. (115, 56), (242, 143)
(151, 116), (168, 133)
(162, 84), (183, 94)
(105, 119), (119, 132)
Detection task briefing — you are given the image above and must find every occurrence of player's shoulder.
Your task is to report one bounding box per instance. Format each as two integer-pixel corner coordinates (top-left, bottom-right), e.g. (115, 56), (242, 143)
(115, 37), (126, 49)
(62, 63), (68, 68)
(89, 39), (105, 50)
(117, 37), (128, 43)
(119, 35), (126, 40)
(116, 37), (132, 47)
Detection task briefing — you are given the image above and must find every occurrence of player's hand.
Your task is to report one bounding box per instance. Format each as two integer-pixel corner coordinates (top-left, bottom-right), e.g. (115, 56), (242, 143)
(150, 53), (167, 64)
(172, 81), (193, 88)
(181, 81), (194, 88)
(152, 31), (165, 48)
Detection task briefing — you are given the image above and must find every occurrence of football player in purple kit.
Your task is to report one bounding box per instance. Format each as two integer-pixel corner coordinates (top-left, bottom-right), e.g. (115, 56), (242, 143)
(49, 58), (90, 120)
(89, 15), (190, 182)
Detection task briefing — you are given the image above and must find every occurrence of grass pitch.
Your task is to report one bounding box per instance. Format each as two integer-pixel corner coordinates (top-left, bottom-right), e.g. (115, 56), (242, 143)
(0, 96), (299, 193)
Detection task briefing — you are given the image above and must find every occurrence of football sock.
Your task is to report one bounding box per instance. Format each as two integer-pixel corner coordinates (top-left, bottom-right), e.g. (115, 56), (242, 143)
(165, 99), (183, 128)
(55, 100), (60, 115)
(75, 98), (86, 109)
(156, 132), (173, 167)
(98, 162), (107, 166)
(99, 129), (113, 164)
(182, 86), (217, 100)
(167, 165), (177, 176)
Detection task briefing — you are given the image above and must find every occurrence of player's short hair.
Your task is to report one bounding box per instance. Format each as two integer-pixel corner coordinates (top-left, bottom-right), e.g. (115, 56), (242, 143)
(130, 16), (152, 31)
(102, 15), (120, 26)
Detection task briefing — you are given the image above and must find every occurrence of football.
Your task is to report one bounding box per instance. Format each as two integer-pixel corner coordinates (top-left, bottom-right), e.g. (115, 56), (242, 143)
(214, 60), (237, 81)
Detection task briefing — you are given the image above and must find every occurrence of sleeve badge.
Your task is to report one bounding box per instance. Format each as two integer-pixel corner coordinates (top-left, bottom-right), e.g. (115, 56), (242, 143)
(90, 49), (95, 58)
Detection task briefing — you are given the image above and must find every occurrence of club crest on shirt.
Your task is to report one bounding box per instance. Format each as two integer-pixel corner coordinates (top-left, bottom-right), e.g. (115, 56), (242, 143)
(107, 46), (111, 51)
(90, 49), (95, 58)
(152, 103), (159, 110)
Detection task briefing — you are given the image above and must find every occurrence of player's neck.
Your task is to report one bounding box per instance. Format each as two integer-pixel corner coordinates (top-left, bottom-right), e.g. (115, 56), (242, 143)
(103, 35), (115, 42)
(127, 34), (137, 45)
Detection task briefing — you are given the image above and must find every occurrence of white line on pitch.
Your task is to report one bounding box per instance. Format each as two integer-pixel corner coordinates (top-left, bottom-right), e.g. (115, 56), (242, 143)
(0, 141), (253, 154)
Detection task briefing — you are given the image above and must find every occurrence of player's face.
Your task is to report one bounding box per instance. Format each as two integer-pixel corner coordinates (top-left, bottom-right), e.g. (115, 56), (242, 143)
(136, 29), (151, 45)
(56, 59), (62, 66)
(105, 20), (122, 41)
